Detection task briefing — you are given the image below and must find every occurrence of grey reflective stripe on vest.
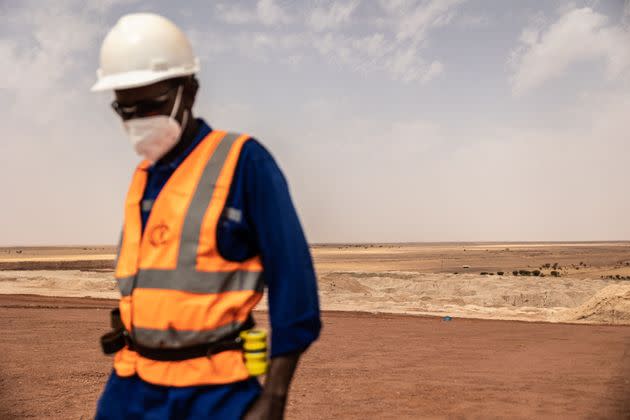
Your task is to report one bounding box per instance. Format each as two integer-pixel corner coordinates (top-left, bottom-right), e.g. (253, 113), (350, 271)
(141, 199), (154, 212)
(178, 132), (241, 268)
(117, 270), (263, 297)
(133, 320), (248, 349)
(115, 231), (127, 294)
(115, 230), (123, 265)
(118, 276), (134, 296)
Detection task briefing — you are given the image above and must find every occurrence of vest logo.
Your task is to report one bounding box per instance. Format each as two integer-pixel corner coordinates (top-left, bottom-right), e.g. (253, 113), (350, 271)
(149, 223), (171, 246)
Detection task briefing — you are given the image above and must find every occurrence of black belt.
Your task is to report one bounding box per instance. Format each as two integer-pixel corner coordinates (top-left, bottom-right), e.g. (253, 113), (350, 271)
(100, 309), (254, 361)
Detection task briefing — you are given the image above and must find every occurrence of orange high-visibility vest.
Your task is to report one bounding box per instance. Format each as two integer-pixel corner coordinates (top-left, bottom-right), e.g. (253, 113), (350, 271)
(113, 130), (264, 387)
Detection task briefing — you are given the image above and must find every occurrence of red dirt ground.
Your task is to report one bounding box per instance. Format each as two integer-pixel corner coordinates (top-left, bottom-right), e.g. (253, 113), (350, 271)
(0, 295), (629, 419)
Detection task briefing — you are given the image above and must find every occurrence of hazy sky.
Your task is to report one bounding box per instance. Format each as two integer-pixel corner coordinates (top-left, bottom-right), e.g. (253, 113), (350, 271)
(1, 0), (629, 245)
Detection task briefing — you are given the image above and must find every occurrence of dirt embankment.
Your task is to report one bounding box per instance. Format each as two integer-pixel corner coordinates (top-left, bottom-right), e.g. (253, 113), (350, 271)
(0, 270), (118, 299)
(318, 271), (630, 324)
(560, 284), (630, 324)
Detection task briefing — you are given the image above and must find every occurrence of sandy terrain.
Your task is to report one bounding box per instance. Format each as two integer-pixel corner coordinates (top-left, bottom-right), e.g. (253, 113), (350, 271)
(2, 242), (629, 324)
(1, 244), (630, 418)
(0, 295), (628, 419)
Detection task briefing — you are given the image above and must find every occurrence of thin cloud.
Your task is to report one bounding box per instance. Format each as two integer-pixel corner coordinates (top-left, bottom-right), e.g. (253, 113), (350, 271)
(385, 46), (443, 83)
(384, 0), (466, 43)
(214, 3), (257, 24)
(257, 0), (293, 25)
(509, 7), (630, 96)
(215, 0), (292, 26)
(0, 1), (127, 124)
(308, 0), (361, 31)
(197, 0), (462, 83)
(351, 33), (390, 60)
(456, 13), (490, 28)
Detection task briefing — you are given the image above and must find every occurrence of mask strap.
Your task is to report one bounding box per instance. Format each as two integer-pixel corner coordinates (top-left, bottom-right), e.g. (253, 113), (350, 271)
(170, 84), (189, 135)
(180, 109), (189, 134)
(170, 85), (184, 119)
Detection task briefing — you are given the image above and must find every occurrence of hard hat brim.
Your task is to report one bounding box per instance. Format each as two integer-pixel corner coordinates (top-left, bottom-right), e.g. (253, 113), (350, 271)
(91, 65), (199, 92)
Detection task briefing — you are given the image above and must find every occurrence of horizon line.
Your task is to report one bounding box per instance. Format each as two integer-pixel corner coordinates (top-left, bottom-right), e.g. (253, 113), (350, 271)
(2, 239), (630, 249)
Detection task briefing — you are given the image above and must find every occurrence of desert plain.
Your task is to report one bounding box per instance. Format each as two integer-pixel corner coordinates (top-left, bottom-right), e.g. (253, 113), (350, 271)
(1, 242), (629, 418)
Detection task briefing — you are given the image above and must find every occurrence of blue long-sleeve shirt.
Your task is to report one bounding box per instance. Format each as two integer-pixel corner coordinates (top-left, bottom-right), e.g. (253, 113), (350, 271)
(139, 119), (321, 357)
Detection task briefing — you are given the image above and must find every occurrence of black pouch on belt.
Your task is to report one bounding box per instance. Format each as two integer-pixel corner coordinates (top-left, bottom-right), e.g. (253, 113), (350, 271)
(100, 308), (130, 355)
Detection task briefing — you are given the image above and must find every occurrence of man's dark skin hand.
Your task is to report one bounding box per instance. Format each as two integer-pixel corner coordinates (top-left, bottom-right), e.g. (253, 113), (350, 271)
(114, 77), (303, 420)
(244, 352), (302, 420)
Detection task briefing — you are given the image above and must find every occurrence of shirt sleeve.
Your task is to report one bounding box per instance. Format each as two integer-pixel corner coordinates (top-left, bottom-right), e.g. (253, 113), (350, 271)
(238, 139), (321, 357)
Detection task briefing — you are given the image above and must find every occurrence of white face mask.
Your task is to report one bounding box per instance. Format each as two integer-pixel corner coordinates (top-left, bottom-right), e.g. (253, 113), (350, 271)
(123, 85), (188, 163)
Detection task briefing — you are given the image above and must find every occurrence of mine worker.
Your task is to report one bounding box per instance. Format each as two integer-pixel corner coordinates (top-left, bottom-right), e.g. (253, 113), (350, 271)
(92, 13), (321, 420)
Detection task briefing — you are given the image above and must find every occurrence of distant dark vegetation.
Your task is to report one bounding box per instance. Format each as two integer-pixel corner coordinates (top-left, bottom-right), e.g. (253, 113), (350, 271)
(457, 260), (630, 280)
(601, 275), (630, 280)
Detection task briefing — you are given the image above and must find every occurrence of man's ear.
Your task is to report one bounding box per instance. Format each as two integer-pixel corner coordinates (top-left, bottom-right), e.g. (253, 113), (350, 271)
(184, 76), (199, 109)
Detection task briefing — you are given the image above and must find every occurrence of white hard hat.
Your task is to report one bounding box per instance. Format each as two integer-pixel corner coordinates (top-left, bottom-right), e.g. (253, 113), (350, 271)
(91, 13), (200, 92)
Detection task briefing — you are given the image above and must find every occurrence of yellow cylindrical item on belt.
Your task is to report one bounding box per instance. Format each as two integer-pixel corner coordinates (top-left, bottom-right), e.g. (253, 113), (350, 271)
(240, 329), (268, 376)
